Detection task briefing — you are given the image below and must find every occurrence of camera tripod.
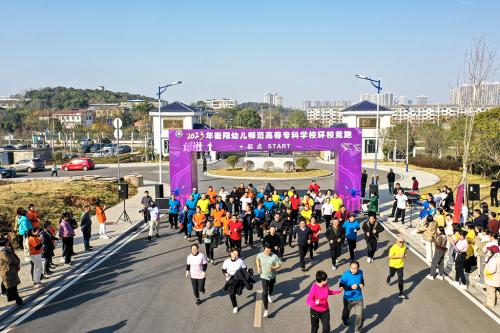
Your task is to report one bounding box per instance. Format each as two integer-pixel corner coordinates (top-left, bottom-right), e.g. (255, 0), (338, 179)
(116, 199), (132, 224)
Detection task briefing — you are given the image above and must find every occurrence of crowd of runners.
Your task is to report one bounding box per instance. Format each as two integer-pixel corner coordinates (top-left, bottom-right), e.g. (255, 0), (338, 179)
(136, 178), (500, 333)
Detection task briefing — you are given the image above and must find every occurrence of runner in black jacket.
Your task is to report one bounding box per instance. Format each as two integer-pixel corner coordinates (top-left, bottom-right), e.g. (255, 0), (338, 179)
(325, 217), (345, 270)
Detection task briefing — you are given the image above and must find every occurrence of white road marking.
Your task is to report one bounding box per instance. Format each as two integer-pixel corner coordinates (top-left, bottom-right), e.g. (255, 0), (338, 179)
(253, 290), (262, 328)
(0, 224), (148, 333)
(380, 222), (500, 325)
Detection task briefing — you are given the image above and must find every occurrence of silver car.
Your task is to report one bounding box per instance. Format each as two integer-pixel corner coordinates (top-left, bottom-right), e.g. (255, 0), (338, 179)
(11, 158), (46, 172)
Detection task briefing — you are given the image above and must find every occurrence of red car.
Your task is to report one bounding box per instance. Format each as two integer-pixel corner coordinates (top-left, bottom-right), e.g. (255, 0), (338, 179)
(62, 158), (95, 171)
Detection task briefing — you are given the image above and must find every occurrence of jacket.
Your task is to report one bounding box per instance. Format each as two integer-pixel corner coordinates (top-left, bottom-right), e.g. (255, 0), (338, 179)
(361, 221), (384, 240)
(40, 230), (56, 258)
(325, 226), (345, 247)
(293, 226), (312, 246)
(0, 246), (21, 288)
(223, 267), (256, 295)
(17, 215), (32, 236)
(80, 211), (92, 231)
(59, 220), (75, 238)
(484, 253), (500, 288)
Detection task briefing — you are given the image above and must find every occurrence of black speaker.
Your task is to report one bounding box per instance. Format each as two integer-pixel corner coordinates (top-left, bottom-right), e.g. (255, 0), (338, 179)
(118, 183), (129, 199)
(468, 184), (480, 201)
(369, 184), (379, 196)
(155, 198), (169, 210)
(155, 184), (164, 199)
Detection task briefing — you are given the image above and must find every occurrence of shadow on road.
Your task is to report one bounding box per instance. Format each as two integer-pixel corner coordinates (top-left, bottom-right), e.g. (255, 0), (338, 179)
(87, 319), (128, 333)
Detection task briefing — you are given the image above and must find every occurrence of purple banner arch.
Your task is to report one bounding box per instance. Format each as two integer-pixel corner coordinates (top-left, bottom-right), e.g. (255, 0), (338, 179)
(169, 128), (362, 211)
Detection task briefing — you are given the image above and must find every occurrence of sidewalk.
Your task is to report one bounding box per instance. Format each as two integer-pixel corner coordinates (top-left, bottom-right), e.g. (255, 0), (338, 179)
(375, 165), (500, 318)
(0, 181), (160, 319)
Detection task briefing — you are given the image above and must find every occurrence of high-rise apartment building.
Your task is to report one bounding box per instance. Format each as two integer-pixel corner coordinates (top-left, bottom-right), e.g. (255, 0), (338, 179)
(302, 100), (312, 110)
(305, 106), (343, 127)
(264, 92), (283, 107)
(398, 96), (409, 105)
(451, 82), (500, 106)
(416, 96), (429, 105)
(360, 92), (394, 106)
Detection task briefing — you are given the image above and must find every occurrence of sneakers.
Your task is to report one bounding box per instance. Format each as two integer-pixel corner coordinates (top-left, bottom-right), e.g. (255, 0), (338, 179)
(332, 265), (336, 271)
(453, 281), (460, 288)
(426, 275), (435, 281)
(386, 276), (391, 285)
(398, 293), (405, 299)
(268, 295), (273, 303)
(436, 275), (444, 281)
(233, 307), (238, 314)
(459, 284), (468, 290)
(263, 310), (269, 318)
(367, 257), (371, 263)
(196, 299), (201, 305)
(210, 259), (215, 265)
(102, 235), (110, 240)
(34, 283), (43, 289)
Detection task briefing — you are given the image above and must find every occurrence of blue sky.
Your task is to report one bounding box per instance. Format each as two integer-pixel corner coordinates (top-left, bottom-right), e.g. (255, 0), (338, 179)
(1, 0), (499, 107)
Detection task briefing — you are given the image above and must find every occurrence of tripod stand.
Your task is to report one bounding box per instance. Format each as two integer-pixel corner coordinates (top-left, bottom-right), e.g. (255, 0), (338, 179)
(116, 199), (132, 224)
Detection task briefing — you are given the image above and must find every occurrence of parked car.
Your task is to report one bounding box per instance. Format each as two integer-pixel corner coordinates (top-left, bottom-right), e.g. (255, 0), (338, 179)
(0, 166), (16, 178)
(10, 158), (45, 172)
(13, 144), (28, 150)
(99, 138), (112, 144)
(79, 138), (94, 146)
(0, 145), (15, 151)
(116, 145), (131, 154)
(61, 158), (95, 171)
(90, 143), (105, 153)
(80, 144), (92, 153)
(63, 153), (80, 160)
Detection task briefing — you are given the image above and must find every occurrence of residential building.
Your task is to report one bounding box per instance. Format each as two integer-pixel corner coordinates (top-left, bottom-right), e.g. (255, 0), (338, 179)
(203, 98), (237, 110)
(360, 93), (394, 106)
(305, 106), (343, 127)
(398, 96), (409, 105)
(416, 95), (429, 105)
(302, 100), (312, 110)
(41, 109), (94, 129)
(341, 101), (394, 160)
(391, 104), (493, 123)
(264, 93), (273, 105)
(263, 92), (283, 107)
(451, 82), (500, 106)
(88, 103), (125, 118)
(149, 101), (203, 155)
(0, 97), (24, 109)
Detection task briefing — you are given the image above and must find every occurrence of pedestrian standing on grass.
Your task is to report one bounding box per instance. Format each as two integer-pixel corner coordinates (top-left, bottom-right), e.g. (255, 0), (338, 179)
(186, 244), (207, 305)
(306, 270), (342, 333)
(325, 217), (345, 270)
(80, 205), (93, 251)
(387, 235), (407, 299)
(256, 244), (282, 318)
(362, 215), (384, 263)
(0, 237), (23, 306)
(340, 261), (365, 332)
(95, 200), (109, 239)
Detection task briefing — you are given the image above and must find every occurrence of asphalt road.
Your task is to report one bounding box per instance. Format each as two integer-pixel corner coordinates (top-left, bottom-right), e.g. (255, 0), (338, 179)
(9, 219), (499, 332)
(19, 161), (394, 196)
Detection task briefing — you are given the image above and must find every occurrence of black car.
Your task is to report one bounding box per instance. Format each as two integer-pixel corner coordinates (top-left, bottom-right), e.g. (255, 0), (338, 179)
(80, 144), (92, 153)
(0, 166), (16, 179)
(99, 138), (112, 144)
(90, 143), (106, 153)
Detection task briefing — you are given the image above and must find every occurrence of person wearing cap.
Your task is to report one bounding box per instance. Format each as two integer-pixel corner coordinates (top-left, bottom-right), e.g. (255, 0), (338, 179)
(387, 235), (407, 299)
(484, 245), (500, 309)
(0, 237), (23, 306)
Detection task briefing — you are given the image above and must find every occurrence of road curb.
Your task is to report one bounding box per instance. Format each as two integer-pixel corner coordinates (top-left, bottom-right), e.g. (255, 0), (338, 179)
(0, 219), (144, 324)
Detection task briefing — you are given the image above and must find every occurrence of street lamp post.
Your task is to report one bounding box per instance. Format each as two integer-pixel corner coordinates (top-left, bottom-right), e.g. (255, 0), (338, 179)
(355, 74), (382, 183)
(157, 81), (182, 187)
(404, 105), (410, 173)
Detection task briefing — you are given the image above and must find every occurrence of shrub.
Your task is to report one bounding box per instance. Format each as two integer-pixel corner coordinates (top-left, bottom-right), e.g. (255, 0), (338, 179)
(283, 161), (295, 172)
(409, 155), (461, 171)
(243, 160), (255, 171)
(296, 157), (310, 171)
(263, 160), (274, 172)
(226, 155), (240, 170)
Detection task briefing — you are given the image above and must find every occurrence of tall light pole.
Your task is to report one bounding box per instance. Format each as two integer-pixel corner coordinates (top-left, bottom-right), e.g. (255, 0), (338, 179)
(355, 74), (382, 183)
(405, 106), (410, 173)
(157, 81), (182, 187)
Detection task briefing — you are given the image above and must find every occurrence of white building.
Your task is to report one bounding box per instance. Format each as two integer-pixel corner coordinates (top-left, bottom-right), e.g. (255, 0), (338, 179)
(42, 109), (94, 129)
(203, 98), (237, 110)
(305, 107), (343, 127)
(398, 96), (409, 105)
(149, 101), (203, 155)
(416, 95), (429, 105)
(451, 82), (500, 106)
(341, 101), (394, 159)
(391, 104), (493, 123)
(264, 92), (282, 106)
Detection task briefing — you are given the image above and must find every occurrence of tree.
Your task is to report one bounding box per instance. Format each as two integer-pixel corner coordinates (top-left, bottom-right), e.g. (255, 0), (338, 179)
(243, 160), (255, 171)
(286, 110), (310, 128)
(226, 155), (240, 170)
(283, 161), (295, 172)
(445, 117), (466, 160)
(263, 160), (274, 172)
(455, 34), (496, 203)
(382, 123), (415, 159)
(296, 157), (310, 171)
(235, 108), (261, 128)
(416, 123), (446, 157)
(469, 107), (500, 177)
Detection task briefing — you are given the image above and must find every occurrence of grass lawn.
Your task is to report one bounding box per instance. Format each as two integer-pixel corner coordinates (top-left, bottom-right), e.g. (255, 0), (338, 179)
(0, 180), (137, 234)
(380, 161), (495, 212)
(208, 168), (331, 179)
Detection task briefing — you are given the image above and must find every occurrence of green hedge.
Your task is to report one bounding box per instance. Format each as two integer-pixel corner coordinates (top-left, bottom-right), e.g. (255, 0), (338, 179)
(409, 155), (462, 171)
